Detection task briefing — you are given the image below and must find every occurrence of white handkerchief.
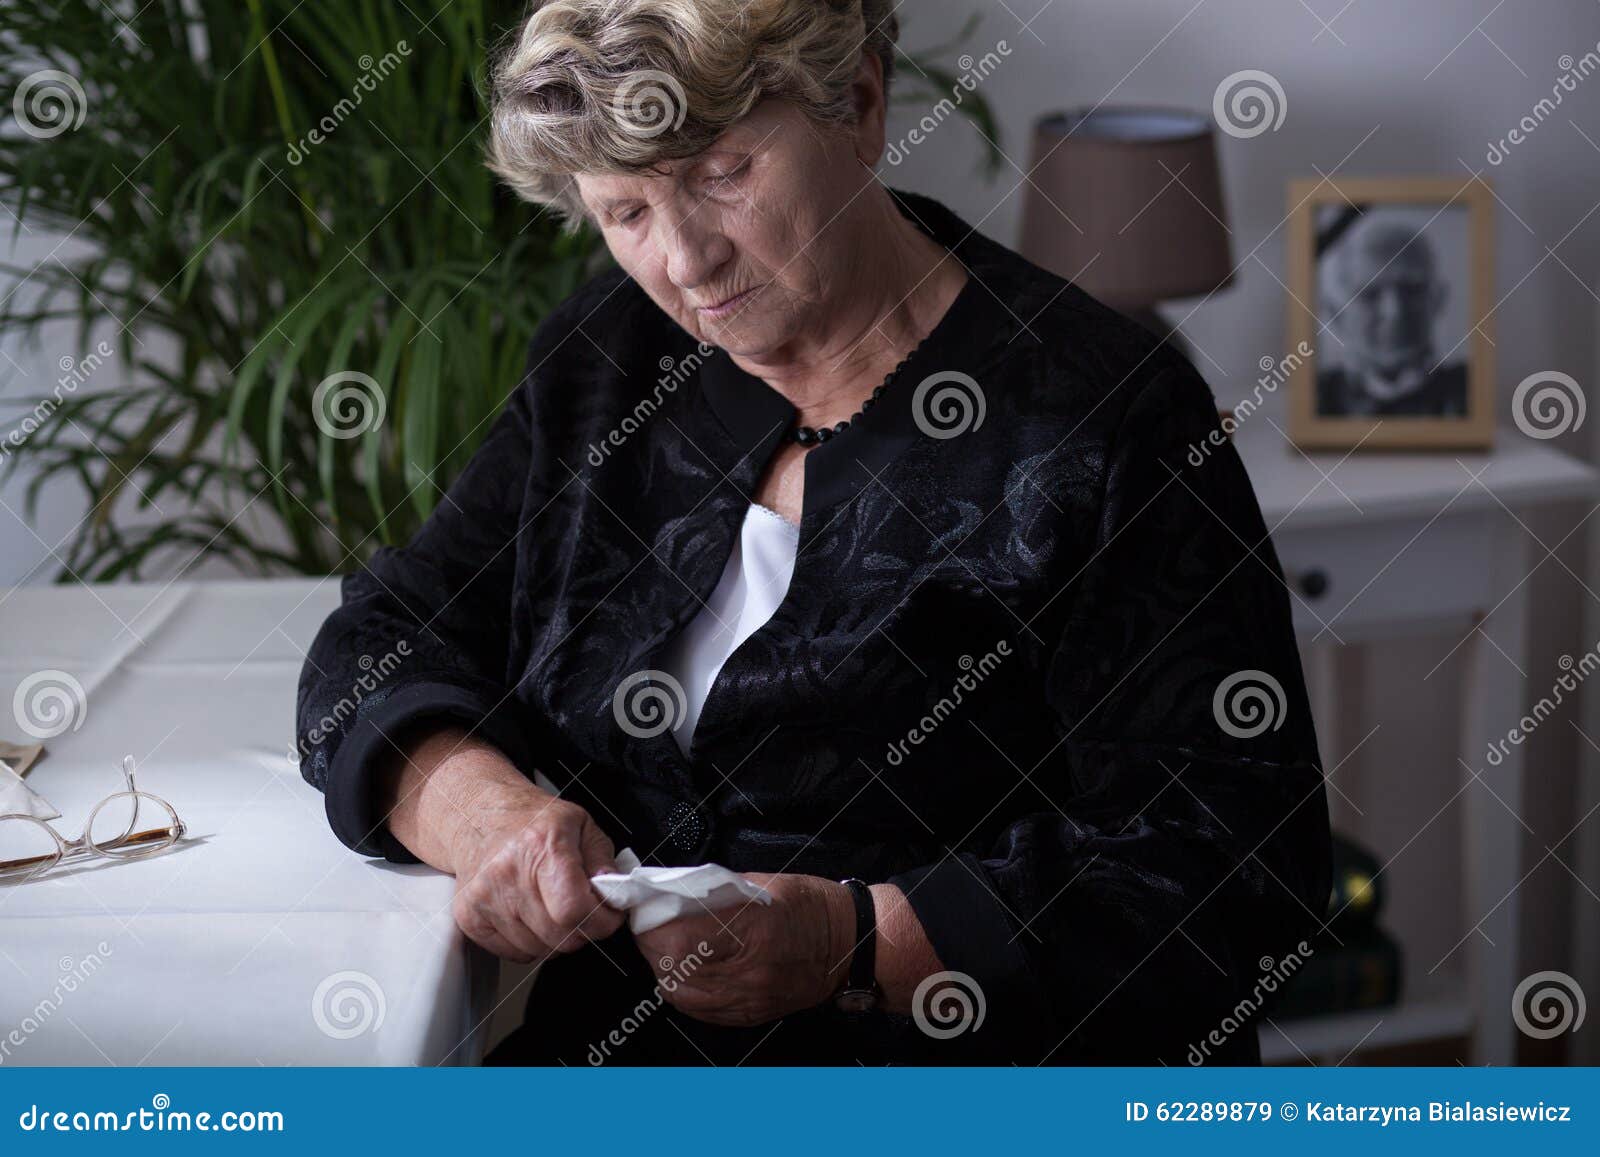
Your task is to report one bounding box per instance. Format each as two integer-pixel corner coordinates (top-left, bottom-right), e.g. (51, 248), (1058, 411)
(0, 760), (60, 821)
(590, 847), (771, 934)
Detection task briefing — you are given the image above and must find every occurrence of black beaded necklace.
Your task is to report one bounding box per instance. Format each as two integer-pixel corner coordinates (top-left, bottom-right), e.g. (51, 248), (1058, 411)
(788, 347), (921, 447)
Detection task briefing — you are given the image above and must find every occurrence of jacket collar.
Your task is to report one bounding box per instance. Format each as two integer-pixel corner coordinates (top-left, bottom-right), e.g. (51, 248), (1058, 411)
(697, 188), (1021, 514)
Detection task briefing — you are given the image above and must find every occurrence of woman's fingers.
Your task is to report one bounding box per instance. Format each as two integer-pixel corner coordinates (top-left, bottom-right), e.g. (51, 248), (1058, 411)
(486, 902), (554, 963)
(456, 843), (560, 963)
(528, 821), (622, 950)
(575, 819), (627, 939)
(453, 891), (545, 964)
(447, 793), (625, 959)
(578, 817), (620, 877)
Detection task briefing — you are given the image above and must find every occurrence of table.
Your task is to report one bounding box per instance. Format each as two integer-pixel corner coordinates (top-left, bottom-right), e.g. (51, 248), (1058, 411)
(1234, 421), (1598, 1064)
(0, 580), (495, 1066)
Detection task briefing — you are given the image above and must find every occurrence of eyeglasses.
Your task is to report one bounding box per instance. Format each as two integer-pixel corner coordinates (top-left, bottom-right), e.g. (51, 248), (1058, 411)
(0, 755), (186, 882)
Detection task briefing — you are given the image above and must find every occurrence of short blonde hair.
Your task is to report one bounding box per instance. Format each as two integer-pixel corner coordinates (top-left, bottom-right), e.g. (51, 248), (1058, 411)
(487, 0), (901, 231)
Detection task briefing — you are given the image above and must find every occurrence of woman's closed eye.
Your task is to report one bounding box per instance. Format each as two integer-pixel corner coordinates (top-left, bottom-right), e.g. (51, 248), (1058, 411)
(703, 161), (750, 195)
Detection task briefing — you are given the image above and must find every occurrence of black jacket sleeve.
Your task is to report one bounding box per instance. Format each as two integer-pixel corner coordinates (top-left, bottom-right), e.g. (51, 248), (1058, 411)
(295, 350), (545, 864)
(888, 359), (1332, 1059)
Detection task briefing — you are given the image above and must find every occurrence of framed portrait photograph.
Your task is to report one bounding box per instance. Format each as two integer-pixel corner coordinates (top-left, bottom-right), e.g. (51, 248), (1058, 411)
(1286, 176), (1496, 450)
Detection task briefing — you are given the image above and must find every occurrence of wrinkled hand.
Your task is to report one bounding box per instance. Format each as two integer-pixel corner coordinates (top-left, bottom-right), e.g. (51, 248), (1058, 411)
(632, 873), (855, 1027)
(448, 776), (625, 964)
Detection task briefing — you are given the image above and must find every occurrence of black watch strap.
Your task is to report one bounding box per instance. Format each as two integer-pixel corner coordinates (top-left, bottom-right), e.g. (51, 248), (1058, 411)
(835, 878), (879, 1013)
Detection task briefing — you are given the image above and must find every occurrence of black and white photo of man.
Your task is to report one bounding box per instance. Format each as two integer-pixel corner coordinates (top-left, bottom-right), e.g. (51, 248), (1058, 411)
(1314, 205), (1470, 418)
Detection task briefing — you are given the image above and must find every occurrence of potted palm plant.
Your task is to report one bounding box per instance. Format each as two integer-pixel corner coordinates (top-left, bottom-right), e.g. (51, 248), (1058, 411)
(0, 1), (1000, 580)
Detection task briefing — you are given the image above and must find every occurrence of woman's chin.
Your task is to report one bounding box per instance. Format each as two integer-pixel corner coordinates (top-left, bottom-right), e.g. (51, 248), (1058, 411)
(694, 310), (789, 359)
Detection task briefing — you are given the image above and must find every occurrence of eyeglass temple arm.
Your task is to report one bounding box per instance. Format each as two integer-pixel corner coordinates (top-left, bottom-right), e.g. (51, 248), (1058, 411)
(0, 824), (180, 872)
(118, 826), (178, 846)
(0, 851), (56, 872)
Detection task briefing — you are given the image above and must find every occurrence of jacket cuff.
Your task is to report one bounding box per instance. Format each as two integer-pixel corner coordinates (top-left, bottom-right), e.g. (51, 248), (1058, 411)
(887, 853), (1048, 1034)
(321, 680), (537, 863)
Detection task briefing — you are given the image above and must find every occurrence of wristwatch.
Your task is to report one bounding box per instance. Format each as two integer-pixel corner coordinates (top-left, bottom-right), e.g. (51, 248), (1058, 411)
(833, 877), (881, 1013)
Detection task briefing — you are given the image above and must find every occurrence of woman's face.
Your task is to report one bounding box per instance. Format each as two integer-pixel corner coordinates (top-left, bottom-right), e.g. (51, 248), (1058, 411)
(575, 97), (878, 361)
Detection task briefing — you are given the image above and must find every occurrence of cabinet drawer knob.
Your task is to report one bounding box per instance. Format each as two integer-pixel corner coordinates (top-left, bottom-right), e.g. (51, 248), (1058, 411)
(1298, 568), (1330, 599)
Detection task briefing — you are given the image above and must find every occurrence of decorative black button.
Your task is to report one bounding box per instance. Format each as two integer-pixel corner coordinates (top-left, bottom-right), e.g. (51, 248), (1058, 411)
(666, 800), (708, 853)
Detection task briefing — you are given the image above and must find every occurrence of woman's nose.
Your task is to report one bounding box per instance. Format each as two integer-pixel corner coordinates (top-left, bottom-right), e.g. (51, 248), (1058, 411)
(662, 206), (733, 292)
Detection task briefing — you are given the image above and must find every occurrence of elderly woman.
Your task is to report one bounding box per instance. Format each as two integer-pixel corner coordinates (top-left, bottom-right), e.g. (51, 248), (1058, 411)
(297, 0), (1329, 1065)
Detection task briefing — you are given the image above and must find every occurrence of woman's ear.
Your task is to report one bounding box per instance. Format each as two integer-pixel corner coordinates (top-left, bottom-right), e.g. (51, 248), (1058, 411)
(848, 50), (889, 167)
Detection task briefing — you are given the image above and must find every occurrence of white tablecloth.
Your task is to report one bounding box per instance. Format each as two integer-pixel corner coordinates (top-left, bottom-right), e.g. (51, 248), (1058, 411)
(0, 579), (495, 1066)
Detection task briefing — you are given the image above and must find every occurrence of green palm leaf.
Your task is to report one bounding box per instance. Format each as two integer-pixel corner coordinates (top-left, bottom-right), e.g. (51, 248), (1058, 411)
(1, 0), (1001, 580)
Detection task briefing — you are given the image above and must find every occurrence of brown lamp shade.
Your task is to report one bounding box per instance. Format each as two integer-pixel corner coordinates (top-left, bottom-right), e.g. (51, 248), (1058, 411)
(1019, 107), (1234, 310)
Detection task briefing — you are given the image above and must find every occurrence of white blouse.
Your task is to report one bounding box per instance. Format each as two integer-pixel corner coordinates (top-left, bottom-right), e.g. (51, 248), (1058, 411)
(657, 502), (799, 757)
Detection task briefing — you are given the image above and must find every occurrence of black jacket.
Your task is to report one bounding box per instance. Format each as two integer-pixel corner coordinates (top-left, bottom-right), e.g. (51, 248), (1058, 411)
(296, 188), (1331, 1066)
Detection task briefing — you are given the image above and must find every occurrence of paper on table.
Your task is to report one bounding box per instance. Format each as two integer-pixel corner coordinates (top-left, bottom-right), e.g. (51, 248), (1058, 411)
(0, 758), (59, 821)
(0, 741), (44, 778)
(590, 847), (771, 934)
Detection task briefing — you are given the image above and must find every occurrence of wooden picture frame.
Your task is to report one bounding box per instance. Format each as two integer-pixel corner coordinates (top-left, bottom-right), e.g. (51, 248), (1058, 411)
(1286, 176), (1496, 450)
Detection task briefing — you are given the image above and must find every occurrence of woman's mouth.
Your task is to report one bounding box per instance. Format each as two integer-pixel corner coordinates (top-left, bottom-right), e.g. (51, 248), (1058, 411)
(697, 285), (763, 320)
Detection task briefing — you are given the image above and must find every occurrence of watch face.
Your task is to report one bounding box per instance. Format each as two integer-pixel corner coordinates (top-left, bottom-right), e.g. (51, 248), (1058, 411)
(835, 989), (878, 1014)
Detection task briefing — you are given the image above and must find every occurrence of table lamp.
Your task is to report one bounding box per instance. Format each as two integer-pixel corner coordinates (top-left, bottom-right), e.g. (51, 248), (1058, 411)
(1019, 106), (1235, 337)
